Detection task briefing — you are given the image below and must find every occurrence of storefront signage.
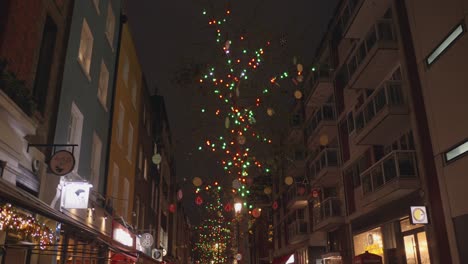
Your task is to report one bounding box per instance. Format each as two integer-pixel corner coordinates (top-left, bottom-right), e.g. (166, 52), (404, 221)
(113, 227), (134, 247)
(49, 150), (75, 176)
(140, 233), (154, 248)
(60, 182), (92, 209)
(410, 206), (428, 224)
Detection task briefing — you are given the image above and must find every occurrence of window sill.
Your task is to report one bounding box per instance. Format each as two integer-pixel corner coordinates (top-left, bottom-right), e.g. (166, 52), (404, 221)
(77, 59), (92, 82)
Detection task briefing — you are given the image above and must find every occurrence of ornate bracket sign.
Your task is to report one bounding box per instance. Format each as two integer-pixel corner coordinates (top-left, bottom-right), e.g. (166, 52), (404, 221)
(50, 150), (75, 176)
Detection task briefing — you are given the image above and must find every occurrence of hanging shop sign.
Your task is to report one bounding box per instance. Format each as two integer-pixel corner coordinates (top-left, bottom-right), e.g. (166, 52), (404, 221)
(49, 150), (75, 176)
(152, 249), (163, 261)
(60, 182), (92, 209)
(113, 221), (135, 248)
(410, 206), (428, 224)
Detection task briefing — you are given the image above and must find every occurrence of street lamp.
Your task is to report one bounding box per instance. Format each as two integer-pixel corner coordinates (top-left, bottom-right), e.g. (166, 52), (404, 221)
(234, 202), (242, 263)
(234, 202), (242, 214)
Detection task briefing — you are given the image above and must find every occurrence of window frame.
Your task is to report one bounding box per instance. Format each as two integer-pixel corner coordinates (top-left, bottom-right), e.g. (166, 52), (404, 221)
(426, 21), (465, 67)
(444, 138), (468, 164)
(77, 18), (93, 80)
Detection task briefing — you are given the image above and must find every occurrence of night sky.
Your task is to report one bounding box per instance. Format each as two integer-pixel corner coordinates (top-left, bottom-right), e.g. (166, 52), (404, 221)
(126, 0), (339, 224)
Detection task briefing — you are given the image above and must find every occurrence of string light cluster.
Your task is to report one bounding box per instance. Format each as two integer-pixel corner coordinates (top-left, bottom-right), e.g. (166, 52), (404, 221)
(0, 203), (56, 249)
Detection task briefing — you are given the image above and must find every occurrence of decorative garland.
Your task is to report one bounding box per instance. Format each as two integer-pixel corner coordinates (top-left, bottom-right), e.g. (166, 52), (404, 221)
(0, 203), (55, 249)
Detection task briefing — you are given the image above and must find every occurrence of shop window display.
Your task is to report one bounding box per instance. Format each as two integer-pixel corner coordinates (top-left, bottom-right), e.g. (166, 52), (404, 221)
(353, 227), (384, 262)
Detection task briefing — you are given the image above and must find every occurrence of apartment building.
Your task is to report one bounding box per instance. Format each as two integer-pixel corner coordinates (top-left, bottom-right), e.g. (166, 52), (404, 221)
(273, 0), (468, 263)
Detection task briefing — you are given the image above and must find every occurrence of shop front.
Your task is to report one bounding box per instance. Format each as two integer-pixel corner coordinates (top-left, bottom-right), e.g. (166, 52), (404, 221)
(351, 194), (432, 264)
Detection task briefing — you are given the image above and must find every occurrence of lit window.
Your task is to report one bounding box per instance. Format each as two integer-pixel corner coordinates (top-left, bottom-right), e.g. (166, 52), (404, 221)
(67, 102), (84, 173)
(445, 140), (468, 163)
(98, 60), (109, 110)
(90, 132), (102, 191)
(117, 103), (125, 146)
(426, 23), (465, 66)
(105, 2), (116, 48)
(127, 122), (134, 161)
(77, 19), (93, 79)
(92, 0), (100, 14)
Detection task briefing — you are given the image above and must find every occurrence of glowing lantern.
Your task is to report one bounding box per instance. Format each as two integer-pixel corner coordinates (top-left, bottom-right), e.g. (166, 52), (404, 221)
(193, 177), (202, 187)
(319, 134), (329, 146)
(284, 176), (294, 185)
(294, 90), (302, 99)
(297, 63), (303, 73)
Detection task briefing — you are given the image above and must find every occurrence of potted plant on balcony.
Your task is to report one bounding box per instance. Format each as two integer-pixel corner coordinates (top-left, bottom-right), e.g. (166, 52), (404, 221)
(0, 59), (36, 116)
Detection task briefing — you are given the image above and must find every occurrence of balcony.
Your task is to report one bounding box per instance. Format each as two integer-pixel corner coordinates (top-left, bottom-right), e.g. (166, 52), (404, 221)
(285, 148), (307, 177)
(360, 150), (420, 208)
(343, 0), (392, 39)
(286, 112), (304, 144)
(342, 19), (399, 90)
(305, 69), (333, 110)
(313, 197), (345, 231)
(287, 220), (309, 244)
(308, 148), (340, 187)
(286, 183), (309, 210)
(353, 81), (409, 145)
(305, 104), (336, 149)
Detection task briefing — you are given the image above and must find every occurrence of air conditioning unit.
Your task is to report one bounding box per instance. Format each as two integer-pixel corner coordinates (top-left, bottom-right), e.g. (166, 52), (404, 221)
(152, 249), (163, 261)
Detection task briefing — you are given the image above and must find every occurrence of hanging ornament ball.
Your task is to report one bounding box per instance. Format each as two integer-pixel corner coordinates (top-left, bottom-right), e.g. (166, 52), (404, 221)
(252, 208), (262, 218)
(319, 134), (329, 146)
(294, 90), (303, 99)
(232, 179), (241, 189)
(264, 186), (272, 195)
(225, 117), (230, 129)
(152, 153), (162, 165)
(297, 63), (303, 73)
(192, 177), (202, 187)
(298, 186), (306, 195)
(195, 195), (203, 205)
(285, 176), (294, 185)
(169, 203), (176, 213)
(272, 201), (278, 210)
(297, 75), (304, 83)
(224, 202), (233, 212)
(177, 189), (183, 201)
(267, 107), (275, 116)
(237, 135), (246, 145)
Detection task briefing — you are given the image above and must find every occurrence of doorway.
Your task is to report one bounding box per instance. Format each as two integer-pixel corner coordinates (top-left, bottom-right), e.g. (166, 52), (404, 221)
(400, 218), (430, 264)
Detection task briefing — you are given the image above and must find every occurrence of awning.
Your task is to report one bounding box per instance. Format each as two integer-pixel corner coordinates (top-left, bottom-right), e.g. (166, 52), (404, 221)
(272, 254), (293, 264)
(0, 178), (99, 237)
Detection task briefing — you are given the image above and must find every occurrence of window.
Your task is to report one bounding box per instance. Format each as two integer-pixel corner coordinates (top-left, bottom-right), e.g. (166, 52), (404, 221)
(127, 123), (133, 161)
(426, 23), (465, 66)
(123, 177), (129, 218)
(105, 2), (115, 48)
(98, 60), (109, 110)
(77, 18), (93, 79)
(90, 132), (102, 191)
(117, 103), (125, 146)
(92, 0), (100, 14)
(131, 79), (137, 108)
(445, 139), (468, 163)
(67, 102), (84, 173)
(144, 158), (148, 180)
(112, 163), (119, 209)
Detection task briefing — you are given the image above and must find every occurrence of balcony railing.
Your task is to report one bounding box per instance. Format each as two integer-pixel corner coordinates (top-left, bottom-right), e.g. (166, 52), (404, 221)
(338, 19), (397, 87)
(354, 81), (405, 132)
(308, 148), (339, 181)
(361, 150), (418, 195)
(286, 183), (309, 206)
(305, 103), (335, 137)
(306, 69), (332, 97)
(287, 220), (308, 238)
(313, 197), (342, 225)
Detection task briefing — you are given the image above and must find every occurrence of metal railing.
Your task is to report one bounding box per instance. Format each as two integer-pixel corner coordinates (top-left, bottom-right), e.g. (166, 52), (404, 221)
(361, 150), (418, 195)
(308, 148), (339, 180)
(313, 197), (342, 225)
(305, 103), (335, 137)
(338, 19), (397, 85)
(286, 183), (309, 205)
(287, 220), (308, 238)
(306, 69), (332, 98)
(354, 80), (405, 132)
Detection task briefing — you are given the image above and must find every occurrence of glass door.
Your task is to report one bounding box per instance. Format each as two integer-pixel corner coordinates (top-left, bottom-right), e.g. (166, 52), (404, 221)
(403, 231), (431, 264)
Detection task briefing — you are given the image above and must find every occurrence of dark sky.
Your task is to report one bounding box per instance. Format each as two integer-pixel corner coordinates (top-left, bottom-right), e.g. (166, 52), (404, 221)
(126, 0), (339, 224)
